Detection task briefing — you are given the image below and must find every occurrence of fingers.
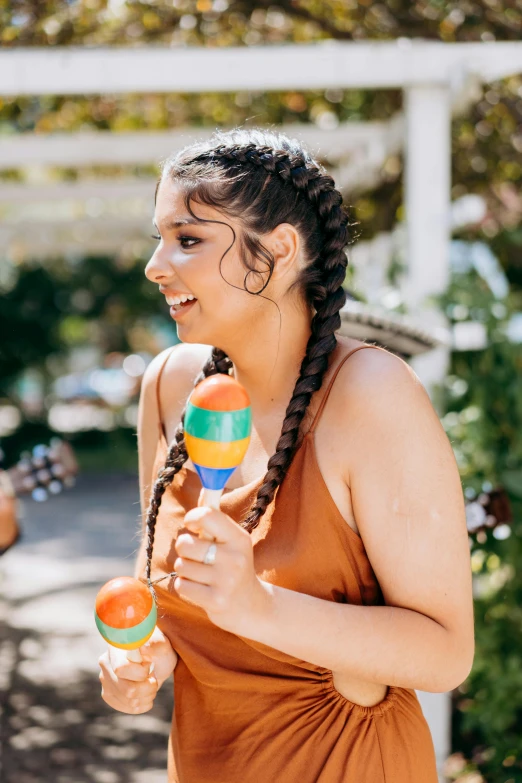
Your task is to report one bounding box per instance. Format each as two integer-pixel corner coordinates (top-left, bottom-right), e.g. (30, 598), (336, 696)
(175, 531), (218, 562)
(173, 556), (215, 586)
(135, 627), (178, 686)
(108, 645), (151, 681)
(98, 651), (158, 714)
(174, 576), (213, 609)
(183, 506), (232, 543)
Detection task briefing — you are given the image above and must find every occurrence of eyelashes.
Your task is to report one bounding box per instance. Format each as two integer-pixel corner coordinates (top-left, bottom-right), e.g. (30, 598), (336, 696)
(150, 235), (201, 249)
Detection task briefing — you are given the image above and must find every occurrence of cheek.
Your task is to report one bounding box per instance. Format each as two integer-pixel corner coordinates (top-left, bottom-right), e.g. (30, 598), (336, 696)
(184, 251), (264, 322)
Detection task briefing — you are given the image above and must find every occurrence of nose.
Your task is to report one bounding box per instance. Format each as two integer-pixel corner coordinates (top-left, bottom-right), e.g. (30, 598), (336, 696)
(144, 247), (172, 284)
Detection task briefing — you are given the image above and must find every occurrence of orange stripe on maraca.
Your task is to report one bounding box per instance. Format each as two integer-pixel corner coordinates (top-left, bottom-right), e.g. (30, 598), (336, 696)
(189, 374), (250, 412)
(95, 576), (153, 629)
(96, 602), (157, 648)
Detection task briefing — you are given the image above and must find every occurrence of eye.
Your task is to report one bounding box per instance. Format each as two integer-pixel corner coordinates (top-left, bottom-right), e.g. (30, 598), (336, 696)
(179, 236), (200, 249)
(149, 234), (200, 247)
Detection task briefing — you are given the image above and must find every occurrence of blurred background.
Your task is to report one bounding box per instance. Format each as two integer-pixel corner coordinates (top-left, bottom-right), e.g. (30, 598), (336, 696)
(1, 3), (522, 783)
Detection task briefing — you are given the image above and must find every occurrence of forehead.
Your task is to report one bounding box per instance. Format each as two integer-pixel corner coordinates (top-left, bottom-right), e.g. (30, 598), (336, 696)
(154, 177), (218, 228)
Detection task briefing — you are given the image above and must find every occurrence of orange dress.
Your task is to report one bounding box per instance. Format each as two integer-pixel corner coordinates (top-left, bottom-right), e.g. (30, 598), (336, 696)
(138, 344), (439, 783)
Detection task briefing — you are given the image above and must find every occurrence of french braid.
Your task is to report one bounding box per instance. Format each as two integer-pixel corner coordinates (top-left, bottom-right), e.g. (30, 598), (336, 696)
(211, 145), (349, 531)
(144, 128), (355, 590)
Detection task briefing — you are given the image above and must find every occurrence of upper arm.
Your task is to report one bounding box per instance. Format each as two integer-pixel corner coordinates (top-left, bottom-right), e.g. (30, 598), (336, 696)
(137, 342), (213, 531)
(137, 346), (176, 533)
(339, 350), (475, 682)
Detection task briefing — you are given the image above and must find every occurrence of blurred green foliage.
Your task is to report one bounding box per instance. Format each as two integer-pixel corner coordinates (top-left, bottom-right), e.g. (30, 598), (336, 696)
(0, 255), (172, 397)
(2, 0), (522, 46)
(433, 268), (522, 781)
(0, 256), (177, 469)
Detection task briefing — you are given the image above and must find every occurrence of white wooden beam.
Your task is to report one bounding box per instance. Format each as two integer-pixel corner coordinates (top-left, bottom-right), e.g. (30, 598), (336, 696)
(0, 122), (402, 218)
(403, 83), (453, 397)
(0, 218), (155, 261)
(0, 178), (155, 204)
(0, 118), (403, 169)
(1, 42), (521, 97)
(403, 85), (452, 313)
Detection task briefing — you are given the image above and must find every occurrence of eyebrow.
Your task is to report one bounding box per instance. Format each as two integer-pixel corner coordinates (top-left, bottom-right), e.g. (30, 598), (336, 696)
(153, 217), (202, 230)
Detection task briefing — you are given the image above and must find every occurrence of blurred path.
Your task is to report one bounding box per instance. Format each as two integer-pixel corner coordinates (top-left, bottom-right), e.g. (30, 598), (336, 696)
(0, 472), (173, 783)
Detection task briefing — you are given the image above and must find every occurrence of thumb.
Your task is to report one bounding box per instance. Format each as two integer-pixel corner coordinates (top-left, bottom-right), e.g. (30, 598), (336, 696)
(138, 650), (156, 676)
(138, 626), (165, 656)
(139, 642), (153, 657)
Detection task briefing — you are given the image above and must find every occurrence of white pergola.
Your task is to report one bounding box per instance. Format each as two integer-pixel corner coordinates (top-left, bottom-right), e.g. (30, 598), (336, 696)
(2, 41), (522, 779)
(2, 41), (522, 379)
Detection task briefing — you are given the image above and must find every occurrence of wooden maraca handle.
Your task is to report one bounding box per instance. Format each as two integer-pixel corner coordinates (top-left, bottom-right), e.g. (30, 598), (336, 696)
(201, 487), (223, 510)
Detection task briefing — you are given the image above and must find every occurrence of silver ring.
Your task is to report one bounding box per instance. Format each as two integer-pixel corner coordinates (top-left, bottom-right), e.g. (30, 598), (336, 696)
(203, 542), (218, 565)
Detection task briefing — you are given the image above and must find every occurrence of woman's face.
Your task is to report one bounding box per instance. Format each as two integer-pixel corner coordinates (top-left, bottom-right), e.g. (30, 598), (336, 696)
(145, 177), (298, 349)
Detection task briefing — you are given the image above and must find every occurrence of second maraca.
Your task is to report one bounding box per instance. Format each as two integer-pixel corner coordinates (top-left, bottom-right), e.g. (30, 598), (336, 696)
(184, 373), (252, 509)
(95, 576), (157, 663)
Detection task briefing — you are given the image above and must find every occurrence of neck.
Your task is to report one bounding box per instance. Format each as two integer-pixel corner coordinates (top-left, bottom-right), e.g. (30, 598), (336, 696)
(222, 307), (313, 418)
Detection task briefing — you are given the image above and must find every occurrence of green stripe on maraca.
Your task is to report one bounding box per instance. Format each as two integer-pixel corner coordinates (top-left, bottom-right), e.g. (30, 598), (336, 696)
(95, 602), (157, 646)
(185, 402), (251, 442)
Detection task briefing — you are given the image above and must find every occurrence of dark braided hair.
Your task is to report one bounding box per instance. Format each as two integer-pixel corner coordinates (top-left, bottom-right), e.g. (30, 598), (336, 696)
(144, 128), (358, 598)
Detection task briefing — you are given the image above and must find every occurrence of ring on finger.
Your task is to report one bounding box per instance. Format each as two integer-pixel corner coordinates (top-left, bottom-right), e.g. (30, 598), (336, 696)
(203, 542), (218, 565)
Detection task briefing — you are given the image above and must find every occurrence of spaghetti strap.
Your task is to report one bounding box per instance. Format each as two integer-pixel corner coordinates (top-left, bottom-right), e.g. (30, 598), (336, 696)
(155, 345), (179, 441)
(309, 343), (386, 433)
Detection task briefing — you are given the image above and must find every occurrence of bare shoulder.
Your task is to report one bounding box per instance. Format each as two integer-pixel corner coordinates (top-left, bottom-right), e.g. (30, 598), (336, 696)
(338, 340), (419, 390)
(142, 342), (213, 438)
(331, 342), (452, 483)
(142, 342), (211, 393)
(330, 341), (431, 432)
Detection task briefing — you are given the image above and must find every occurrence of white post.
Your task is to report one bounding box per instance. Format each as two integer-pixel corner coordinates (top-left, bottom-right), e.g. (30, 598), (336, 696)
(404, 83), (453, 782)
(403, 84), (453, 407)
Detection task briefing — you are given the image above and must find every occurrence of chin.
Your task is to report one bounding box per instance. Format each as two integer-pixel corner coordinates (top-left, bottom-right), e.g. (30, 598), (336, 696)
(175, 325), (215, 347)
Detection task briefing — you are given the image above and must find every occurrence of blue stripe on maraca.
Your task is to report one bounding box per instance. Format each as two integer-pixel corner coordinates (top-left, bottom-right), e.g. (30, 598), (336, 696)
(193, 463), (236, 491)
(185, 402), (251, 442)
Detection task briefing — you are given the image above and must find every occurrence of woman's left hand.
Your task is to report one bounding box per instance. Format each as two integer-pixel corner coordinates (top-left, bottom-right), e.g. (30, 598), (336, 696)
(173, 492), (271, 635)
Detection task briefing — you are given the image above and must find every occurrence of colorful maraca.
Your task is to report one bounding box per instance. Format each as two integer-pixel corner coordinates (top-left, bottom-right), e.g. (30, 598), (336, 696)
(95, 576), (157, 663)
(184, 374), (252, 509)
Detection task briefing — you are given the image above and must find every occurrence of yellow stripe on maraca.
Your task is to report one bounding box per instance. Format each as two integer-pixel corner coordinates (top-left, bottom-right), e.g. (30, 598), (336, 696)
(184, 432), (249, 469)
(98, 630), (155, 651)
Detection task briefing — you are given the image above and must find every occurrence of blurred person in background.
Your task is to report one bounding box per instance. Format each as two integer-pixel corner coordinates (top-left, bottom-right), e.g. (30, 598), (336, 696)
(0, 469), (20, 555)
(98, 127), (474, 783)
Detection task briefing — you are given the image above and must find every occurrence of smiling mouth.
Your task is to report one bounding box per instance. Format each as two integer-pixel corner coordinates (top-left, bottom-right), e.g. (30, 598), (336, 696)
(171, 299), (197, 312)
(169, 299), (198, 319)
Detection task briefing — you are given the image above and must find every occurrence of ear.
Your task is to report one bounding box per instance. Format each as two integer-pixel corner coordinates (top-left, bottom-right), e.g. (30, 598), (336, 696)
(266, 223), (301, 282)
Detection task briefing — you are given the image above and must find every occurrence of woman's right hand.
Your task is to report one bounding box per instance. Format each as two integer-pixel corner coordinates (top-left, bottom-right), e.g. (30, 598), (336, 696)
(98, 626), (178, 714)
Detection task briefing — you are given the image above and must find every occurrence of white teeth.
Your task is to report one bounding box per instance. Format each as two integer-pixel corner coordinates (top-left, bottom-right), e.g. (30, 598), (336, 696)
(166, 294), (196, 306)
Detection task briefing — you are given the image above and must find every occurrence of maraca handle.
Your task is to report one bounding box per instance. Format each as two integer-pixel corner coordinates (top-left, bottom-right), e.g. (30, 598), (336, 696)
(126, 648), (142, 663)
(202, 488), (223, 510)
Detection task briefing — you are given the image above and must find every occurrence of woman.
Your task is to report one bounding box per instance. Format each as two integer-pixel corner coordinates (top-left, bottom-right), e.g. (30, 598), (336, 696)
(98, 128), (474, 782)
